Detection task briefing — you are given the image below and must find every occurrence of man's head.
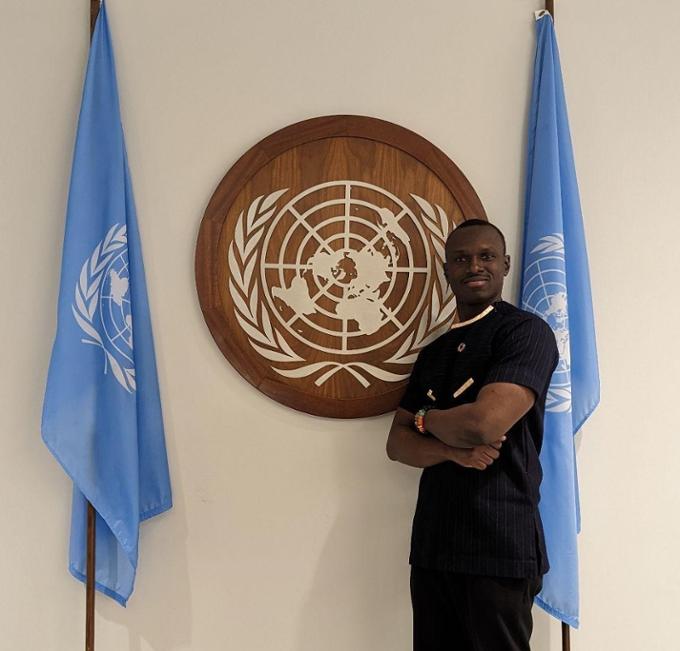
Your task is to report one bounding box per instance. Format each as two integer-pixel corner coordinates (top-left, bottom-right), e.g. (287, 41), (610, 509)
(443, 219), (510, 308)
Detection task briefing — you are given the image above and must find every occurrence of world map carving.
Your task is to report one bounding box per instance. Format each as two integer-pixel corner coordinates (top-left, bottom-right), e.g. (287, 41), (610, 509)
(228, 181), (457, 389)
(273, 224), (393, 335)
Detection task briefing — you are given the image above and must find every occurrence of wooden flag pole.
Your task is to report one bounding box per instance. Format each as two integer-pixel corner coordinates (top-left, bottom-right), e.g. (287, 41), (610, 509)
(562, 611), (571, 648)
(544, 2), (567, 648)
(90, 0), (100, 37)
(86, 7), (101, 651)
(86, 502), (96, 651)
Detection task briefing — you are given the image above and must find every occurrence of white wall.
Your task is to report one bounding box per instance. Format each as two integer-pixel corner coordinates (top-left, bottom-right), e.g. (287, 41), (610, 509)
(2, 1), (678, 649)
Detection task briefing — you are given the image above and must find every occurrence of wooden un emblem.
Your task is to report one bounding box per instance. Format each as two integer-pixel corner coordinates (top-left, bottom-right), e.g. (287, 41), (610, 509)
(195, 115), (486, 417)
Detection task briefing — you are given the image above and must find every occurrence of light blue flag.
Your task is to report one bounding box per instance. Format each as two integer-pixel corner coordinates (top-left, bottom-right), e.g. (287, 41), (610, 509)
(42, 2), (171, 606)
(519, 12), (600, 628)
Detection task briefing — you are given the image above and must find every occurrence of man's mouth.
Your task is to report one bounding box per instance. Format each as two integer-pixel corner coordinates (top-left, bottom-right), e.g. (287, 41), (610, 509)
(463, 276), (489, 288)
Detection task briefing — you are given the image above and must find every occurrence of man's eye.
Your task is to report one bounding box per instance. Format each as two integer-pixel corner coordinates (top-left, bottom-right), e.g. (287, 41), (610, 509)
(455, 257), (467, 263)
(482, 254), (495, 260)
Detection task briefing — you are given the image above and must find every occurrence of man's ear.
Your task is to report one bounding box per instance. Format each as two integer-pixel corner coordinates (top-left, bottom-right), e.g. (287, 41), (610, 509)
(504, 255), (511, 276)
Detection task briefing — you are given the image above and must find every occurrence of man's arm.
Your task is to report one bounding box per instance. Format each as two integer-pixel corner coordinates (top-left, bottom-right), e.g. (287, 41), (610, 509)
(425, 382), (535, 447)
(386, 407), (502, 470)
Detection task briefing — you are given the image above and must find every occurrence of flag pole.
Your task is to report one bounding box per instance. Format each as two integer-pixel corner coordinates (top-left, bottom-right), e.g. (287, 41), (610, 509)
(543, 3), (566, 649)
(86, 502), (96, 651)
(85, 2), (101, 647)
(546, 0), (554, 19)
(90, 0), (100, 37)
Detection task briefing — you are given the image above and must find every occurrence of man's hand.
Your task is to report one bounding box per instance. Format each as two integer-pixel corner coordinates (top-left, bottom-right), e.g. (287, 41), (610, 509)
(386, 409), (505, 470)
(426, 383), (536, 447)
(448, 439), (504, 470)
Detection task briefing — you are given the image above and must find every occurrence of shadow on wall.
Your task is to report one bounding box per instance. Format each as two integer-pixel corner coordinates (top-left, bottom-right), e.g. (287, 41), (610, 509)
(532, 610), (553, 650)
(294, 416), (414, 651)
(293, 414), (556, 651)
(96, 417), (192, 651)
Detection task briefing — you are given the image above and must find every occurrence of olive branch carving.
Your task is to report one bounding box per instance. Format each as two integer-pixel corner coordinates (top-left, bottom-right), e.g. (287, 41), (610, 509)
(72, 223), (135, 392)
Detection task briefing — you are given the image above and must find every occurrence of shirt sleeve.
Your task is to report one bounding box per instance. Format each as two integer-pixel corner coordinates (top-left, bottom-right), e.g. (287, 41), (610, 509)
(482, 316), (559, 398)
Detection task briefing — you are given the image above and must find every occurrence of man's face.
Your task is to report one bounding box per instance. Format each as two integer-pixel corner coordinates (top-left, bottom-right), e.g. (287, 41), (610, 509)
(444, 225), (510, 306)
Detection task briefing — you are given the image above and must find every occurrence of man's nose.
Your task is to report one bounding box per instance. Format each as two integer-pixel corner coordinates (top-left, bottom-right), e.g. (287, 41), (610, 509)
(468, 256), (484, 272)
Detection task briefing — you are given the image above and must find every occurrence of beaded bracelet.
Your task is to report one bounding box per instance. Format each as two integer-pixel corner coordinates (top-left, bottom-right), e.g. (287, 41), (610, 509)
(414, 406), (431, 434)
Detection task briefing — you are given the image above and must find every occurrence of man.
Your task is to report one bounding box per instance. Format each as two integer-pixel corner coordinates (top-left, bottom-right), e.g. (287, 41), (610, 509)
(386, 219), (558, 651)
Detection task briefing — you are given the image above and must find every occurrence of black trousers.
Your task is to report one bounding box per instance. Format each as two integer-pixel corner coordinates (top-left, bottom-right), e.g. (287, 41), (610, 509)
(410, 566), (542, 651)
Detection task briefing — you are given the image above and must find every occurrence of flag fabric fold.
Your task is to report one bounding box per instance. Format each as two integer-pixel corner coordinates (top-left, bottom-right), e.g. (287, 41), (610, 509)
(519, 14), (600, 628)
(42, 2), (171, 606)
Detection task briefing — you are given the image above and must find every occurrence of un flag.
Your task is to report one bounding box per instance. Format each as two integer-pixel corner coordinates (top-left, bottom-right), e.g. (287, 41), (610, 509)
(520, 13), (600, 628)
(42, 3), (172, 606)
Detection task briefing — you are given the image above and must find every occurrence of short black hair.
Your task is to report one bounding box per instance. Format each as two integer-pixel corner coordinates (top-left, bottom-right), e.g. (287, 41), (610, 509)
(445, 219), (507, 255)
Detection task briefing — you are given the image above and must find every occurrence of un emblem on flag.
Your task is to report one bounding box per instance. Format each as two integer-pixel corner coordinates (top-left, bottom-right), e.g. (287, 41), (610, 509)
(522, 233), (571, 413)
(72, 224), (136, 393)
(196, 115), (487, 417)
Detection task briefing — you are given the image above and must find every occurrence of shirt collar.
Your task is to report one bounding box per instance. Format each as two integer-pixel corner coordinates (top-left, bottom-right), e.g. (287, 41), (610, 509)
(450, 303), (496, 330)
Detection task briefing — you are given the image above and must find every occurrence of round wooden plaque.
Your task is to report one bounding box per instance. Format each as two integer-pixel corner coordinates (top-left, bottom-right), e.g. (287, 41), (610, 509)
(195, 115), (486, 418)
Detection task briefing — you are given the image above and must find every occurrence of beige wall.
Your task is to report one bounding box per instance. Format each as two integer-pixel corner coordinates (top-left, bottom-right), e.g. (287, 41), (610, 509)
(2, 1), (678, 649)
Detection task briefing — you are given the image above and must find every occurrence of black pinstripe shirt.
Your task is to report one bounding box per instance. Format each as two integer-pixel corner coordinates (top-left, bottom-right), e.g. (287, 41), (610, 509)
(400, 300), (558, 578)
